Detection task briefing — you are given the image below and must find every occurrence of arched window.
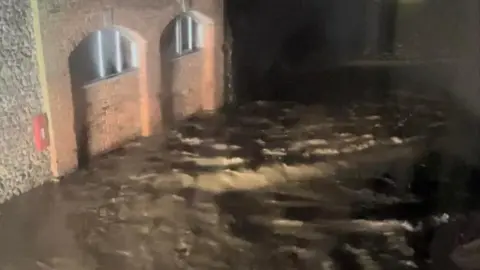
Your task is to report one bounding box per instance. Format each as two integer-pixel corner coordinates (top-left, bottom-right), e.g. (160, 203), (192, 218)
(95, 28), (137, 79)
(74, 28), (138, 84)
(174, 14), (203, 56)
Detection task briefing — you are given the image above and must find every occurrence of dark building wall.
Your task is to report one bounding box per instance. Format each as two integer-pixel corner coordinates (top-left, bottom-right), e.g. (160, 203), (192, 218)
(388, 0), (465, 99)
(226, 0), (370, 101)
(0, 0), (52, 203)
(226, 0), (466, 102)
(394, 0), (464, 59)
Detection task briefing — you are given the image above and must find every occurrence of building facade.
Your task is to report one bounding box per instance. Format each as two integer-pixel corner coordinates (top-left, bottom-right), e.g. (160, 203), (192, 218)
(0, 0), (224, 202)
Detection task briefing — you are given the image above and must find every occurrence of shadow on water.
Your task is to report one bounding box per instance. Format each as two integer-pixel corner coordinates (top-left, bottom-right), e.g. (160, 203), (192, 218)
(210, 142), (480, 269)
(0, 96), (475, 269)
(149, 93), (448, 268)
(160, 96), (479, 269)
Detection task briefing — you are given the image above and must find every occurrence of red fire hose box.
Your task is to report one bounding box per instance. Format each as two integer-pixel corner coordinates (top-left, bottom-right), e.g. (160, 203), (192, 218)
(33, 113), (49, 152)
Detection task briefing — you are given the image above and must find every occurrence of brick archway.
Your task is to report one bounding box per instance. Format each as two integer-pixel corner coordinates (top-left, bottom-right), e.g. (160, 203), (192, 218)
(67, 26), (150, 168)
(43, 22), (150, 176)
(159, 10), (218, 130)
(38, 6), (222, 177)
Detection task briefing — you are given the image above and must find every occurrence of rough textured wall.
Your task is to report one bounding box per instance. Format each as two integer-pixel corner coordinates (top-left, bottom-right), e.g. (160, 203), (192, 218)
(0, 0), (52, 202)
(37, 0), (224, 175)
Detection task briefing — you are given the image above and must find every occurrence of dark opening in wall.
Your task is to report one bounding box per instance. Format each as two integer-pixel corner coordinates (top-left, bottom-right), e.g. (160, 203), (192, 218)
(225, 0), (464, 106)
(226, 0), (370, 104)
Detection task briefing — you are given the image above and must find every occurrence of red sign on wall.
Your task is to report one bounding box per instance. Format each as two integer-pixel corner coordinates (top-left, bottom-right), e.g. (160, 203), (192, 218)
(33, 114), (49, 152)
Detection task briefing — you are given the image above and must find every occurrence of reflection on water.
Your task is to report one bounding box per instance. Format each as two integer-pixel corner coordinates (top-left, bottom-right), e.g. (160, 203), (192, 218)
(1, 99), (477, 270)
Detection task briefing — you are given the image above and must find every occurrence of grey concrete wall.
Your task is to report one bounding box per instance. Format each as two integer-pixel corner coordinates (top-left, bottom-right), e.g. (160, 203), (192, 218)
(0, 0), (52, 202)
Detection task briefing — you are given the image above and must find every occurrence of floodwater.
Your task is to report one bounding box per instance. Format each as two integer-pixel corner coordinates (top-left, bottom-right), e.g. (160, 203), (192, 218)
(0, 95), (469, 270)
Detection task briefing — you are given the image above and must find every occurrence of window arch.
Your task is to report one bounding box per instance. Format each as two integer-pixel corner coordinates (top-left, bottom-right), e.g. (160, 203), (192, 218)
(174, 13), (203, 56)
(75, 28), (138, 84)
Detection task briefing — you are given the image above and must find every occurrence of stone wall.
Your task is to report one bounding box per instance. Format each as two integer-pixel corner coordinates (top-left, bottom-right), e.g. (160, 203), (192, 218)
(0, 0), (52, 202)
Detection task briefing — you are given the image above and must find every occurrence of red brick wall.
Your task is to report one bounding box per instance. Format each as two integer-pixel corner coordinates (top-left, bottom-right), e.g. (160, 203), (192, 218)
(170, 22), (217, 119)
(82, 71), (141, 156)
(171, 52), (205, 119)
(37, 0), (224, 176)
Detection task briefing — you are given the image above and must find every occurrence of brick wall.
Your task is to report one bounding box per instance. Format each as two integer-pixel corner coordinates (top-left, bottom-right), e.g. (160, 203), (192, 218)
(36, 0), (224, 176)
(169, 15), (218, 121)
(81, 71), (141, 158)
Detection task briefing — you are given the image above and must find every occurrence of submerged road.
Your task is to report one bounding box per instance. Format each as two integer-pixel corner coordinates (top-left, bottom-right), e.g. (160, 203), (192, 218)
(0, 96), (454, 270)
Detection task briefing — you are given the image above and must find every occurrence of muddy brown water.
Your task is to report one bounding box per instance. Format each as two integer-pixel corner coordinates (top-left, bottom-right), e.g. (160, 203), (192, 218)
(0, 99), (453, 270)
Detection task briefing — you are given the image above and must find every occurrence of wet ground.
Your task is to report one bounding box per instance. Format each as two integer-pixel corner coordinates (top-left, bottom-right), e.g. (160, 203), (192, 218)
(0, 95), (457, 270)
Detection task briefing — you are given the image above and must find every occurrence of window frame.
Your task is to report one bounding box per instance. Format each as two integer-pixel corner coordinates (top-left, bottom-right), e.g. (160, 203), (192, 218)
(93, 28), (138, 83)
(174, 14), (203, 57)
